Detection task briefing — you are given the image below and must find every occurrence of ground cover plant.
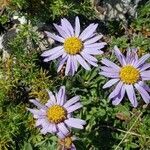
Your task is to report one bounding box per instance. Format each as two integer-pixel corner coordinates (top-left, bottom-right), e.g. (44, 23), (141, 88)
(0, 0), (150, 150)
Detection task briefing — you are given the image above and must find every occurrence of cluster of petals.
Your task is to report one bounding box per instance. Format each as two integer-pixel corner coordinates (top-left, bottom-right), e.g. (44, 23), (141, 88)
(100, 46), (150, 107)
(28, 16), (150, 149)
(41, 17), (106, 75)
(58, 135), (77, 150)
(27, 86), (86, 138)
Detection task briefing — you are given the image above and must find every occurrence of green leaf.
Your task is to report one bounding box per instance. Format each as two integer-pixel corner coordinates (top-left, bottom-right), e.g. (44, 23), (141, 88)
(23, 142), (33, 150)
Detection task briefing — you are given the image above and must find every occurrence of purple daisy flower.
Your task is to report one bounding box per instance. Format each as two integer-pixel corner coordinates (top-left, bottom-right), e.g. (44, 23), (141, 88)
(58, 135), (77, 150)
(41, 17), (106, 75)
(100, 46), (150, 107)
(27, 86), (86, 137)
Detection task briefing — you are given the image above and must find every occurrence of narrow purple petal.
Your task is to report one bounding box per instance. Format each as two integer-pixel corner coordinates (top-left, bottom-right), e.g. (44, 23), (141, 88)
(126, 48), (138, 64)
(142, 77), (150, 81)
(65, 118), (85, 129)
(57, 131), (66, 139)
(29, 99), (47, 109)
(112, 85), (125, 105)
(76, 54), (91, 70)
(41, 46), (63, 57)
(109, 81), (123, 99)
(124, 84), (138, 107)
(45, 31), (64, 43)
(79, 24), (98, 41)
(61, 19), (72, 37)
(46, 90), (56, 103)
(65, 56), (71, 75)
(62, 52), (67, 58)
(75, 16), (80, 37)
(27, 109), (46, 119)
(73, 55), (78, 71)
(135, 54), (150, 67)
(57, 55), (68, 72)
(57, 122), (69, 136)
(33, 115), (45, 119)
(82, 57), (98, 67)
(101, 58), (120, 70)
(67, 102), (82, 113)
(42, 122), (52, 133)
(81, 24), (99, 39)
(100, 66), (119, 73)
(103, 79), (119, 89)
(40, 121), (53, 134)
(114, 45), (126, 65)
(69, 56), (76, 76)
(84, 42), (106, 49)
(64, 96), (80, 108)
(45, 100), (53, 107)
(47, 124), (54, 133)
(79, 24), (94, 39)
(83, 48), (103, 55)
(99, 71), (119, 78)
(86, 32), (96, 39)
(27, 108), (45, 115)
(35, 118), (45, 127)
(138, 81), (150, 92)
(71, 144), (77, 150)
(43, 49), (63, 62)
(141, 71), (150, 79)
(41, 119), (50, 128)
(67, 118), (86, 125)
(139, 63), (150, 71)
(84, 35), (103, 45)
(134, 83), (150, 104)
(63, 18), (74, 36)
(80, 52), (98, 66)
(81, 51), (98, 62)
(56, 86), (66, 105)
(51, 124), (57, 133)
(53, 24), (68, 38)
(41, 126), (49, 134)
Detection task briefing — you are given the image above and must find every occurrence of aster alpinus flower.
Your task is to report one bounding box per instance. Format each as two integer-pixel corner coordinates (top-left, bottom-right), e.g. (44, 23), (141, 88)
(41, 17), (106, 75)
(27, 86), (86, 137)
(100, 46), (150, 107)
(58, 134), (76, 150)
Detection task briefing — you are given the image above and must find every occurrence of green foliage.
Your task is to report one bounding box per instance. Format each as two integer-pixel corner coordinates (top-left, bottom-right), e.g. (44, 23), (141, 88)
(110, 36), (129, 51)
(131, 34), (150, 52)
(0, 15), (9, 25)
(132, 1), (150, 31)
(9, 0), (96, 23)
(0, 1), (150, 150)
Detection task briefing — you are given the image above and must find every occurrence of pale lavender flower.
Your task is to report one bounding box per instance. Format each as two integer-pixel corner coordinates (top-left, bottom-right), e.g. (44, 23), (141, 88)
(27, 86), (86, 137)
(41, 17), (106, 75)
(100, 46), (150, 107)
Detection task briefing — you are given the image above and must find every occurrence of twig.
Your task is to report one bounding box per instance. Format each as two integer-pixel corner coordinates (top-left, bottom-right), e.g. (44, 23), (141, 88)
(114, 110), (144, 150)
(101, 125), (150, 139)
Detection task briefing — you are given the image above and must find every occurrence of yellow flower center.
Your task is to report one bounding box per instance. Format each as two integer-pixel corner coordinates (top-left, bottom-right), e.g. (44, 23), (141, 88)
(64, 37), (83, 55)
(47, 105), (67, 124)
(59, 136), (72, 149)
(119, 65), (140, 84)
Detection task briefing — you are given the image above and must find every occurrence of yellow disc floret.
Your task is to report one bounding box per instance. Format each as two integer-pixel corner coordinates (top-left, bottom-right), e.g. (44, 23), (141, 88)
(119, 65), (140, 84)
(59, 136), (72, 149)
(64, 37), (83, 55)
(47, 105), (67, 124)
(64, 137), (72, 149)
